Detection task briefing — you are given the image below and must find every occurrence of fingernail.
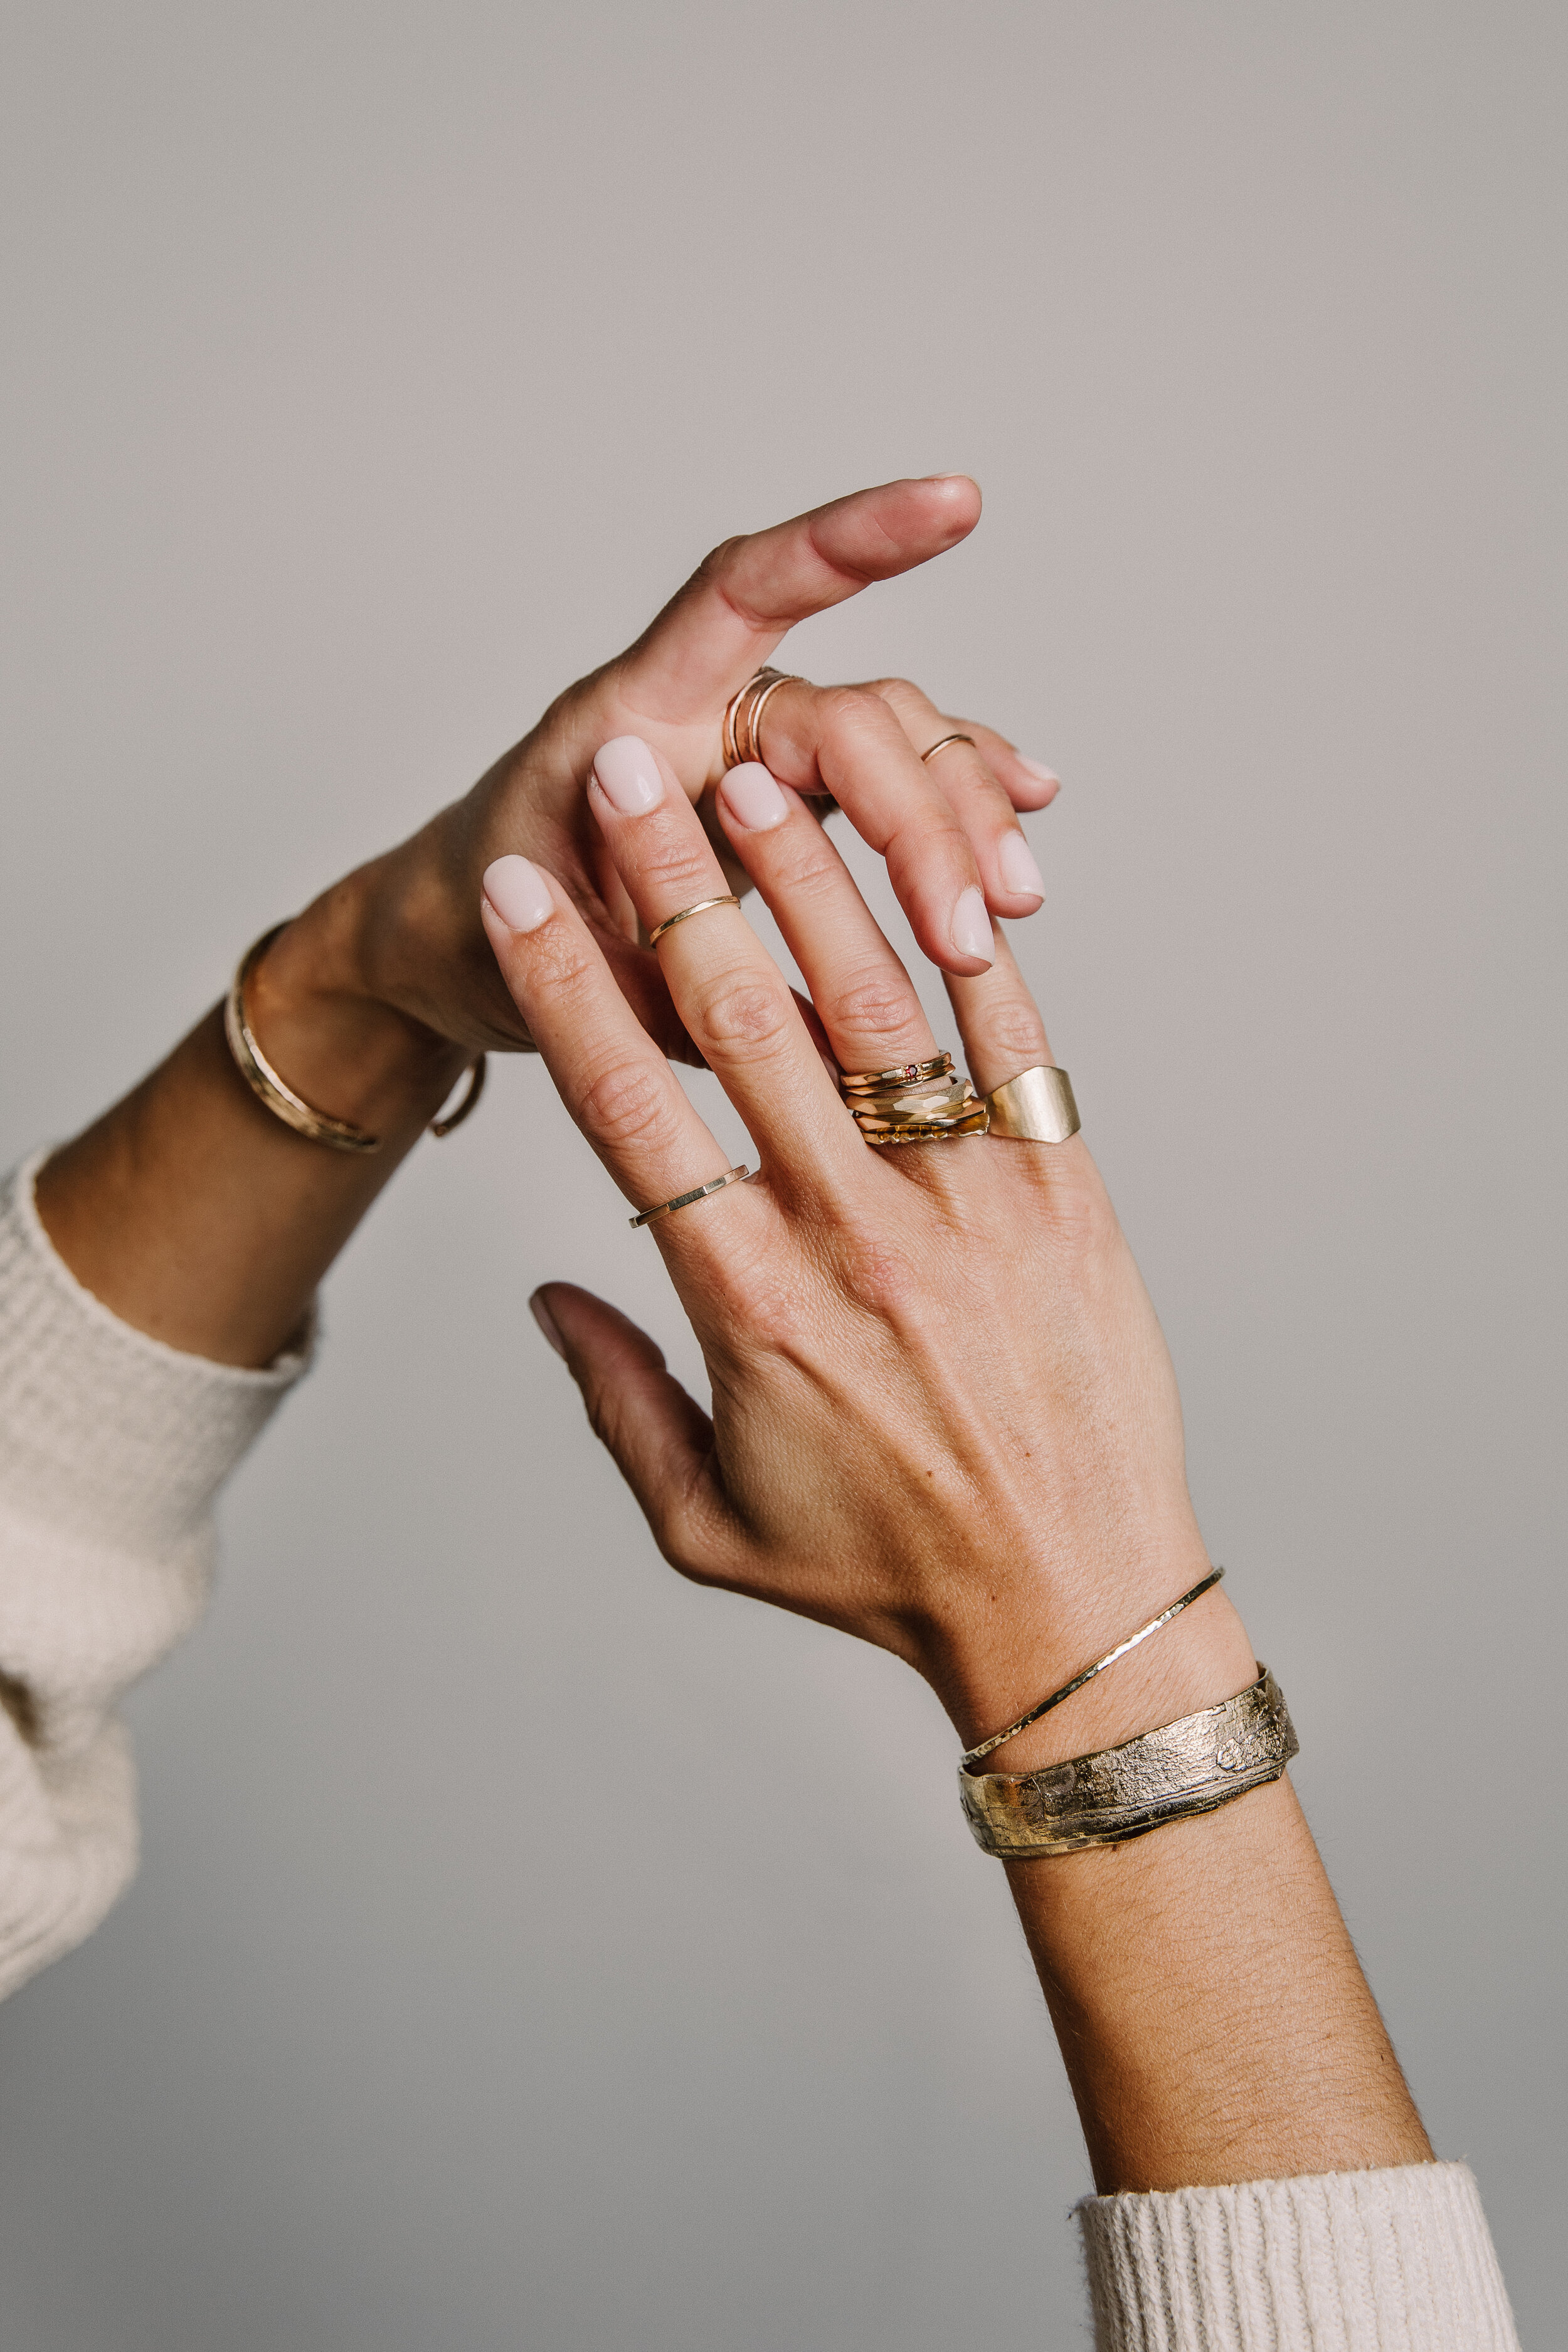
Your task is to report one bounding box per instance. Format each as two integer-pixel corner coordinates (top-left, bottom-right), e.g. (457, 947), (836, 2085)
(592, 734), (664, 815)
(950, 884), (993, 963)
(998, 832), (1044, 899)
(482, 854), (553, 933)
(1016, 756), (1060, 787)
(529, 1291), (566, 1358)
(719, 761), (788, 831)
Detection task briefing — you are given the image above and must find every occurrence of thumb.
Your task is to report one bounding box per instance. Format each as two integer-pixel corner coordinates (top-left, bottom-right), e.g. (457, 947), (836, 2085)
(530, 1283), (731, 1581)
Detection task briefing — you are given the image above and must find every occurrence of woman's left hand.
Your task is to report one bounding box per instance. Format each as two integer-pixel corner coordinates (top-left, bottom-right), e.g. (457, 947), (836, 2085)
(264, 474), (1058, 1081)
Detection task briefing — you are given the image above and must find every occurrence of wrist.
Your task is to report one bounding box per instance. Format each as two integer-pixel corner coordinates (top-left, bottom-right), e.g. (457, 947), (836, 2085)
(251, 874), (470, 1139)
(919, 1521), (1259, 1776)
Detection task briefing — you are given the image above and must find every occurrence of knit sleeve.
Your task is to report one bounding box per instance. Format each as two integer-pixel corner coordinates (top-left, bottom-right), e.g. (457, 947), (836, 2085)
(1076, 2158), (1519, 2349)
(0, 1150), (311, 2001)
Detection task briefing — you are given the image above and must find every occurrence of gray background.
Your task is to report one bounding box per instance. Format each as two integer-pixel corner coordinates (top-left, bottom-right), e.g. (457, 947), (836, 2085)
(0, 4), (1562, 2345)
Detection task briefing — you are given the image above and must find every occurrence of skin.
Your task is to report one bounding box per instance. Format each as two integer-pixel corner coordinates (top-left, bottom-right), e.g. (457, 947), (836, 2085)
(479, 737), (1433, 2195)
(32, 479), (1431, 2198)
(38, 477), (1053, 1366)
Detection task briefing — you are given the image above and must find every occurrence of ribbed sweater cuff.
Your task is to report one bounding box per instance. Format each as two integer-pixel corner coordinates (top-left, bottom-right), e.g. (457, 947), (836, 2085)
(0, 1150), (312, 1555)
(1077, 2159), (1518, 2350)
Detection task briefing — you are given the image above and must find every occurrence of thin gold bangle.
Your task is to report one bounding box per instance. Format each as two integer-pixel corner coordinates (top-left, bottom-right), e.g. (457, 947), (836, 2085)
(224, 923), (486, 1154)
(960, 1567), (1226, 1769)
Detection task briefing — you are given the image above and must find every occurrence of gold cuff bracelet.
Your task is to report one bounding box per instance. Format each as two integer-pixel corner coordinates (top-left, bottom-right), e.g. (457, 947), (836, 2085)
(958, 1665), (1297, 1859)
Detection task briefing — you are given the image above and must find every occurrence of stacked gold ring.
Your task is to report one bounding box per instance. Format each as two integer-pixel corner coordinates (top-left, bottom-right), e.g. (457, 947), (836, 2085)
(723, 667), (803, 771)
(839, 1051), (990, 1147)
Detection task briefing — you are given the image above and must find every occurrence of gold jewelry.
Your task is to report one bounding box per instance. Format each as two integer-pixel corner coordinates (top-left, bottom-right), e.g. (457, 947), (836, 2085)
(958, 1665), (1297, 1858)
(839, 1053), (954, 1093)
(722, 667), (804, 770)
(920, 732), (976, 765)
(630, 1164), (751, 1228)
(225, 924), (486, 1155)
(647, 894), (741, 948)
(429, 1056), (488, 1136)
(838, 1049), (988, 1145)
(961, 1567), (1226, 1769)
(985, 1063), (1080, 1145)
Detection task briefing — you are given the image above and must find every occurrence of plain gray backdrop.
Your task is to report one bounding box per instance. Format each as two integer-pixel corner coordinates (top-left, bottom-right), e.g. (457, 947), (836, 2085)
(1, 4), (1562, 2346)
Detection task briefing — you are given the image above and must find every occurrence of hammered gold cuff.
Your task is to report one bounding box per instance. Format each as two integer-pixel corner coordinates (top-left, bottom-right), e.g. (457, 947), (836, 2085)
(958, 1666), (1297, 1858)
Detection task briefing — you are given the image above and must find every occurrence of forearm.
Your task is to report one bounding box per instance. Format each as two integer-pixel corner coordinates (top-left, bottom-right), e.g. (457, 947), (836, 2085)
(950, 1576), (1431, 2193)
(35, 871), (468, 1369)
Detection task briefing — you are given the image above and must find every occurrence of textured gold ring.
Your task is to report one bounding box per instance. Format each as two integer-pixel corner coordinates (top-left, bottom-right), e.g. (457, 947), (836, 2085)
(839, 1052), (953, 1093)
(647, 894), (741, 948)
(920, 732), (976, 765)
(630, 1165), (751, 1229)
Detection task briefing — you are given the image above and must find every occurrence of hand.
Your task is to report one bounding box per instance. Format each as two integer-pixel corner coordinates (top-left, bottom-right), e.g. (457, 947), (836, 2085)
(477, 733), (1250, 1751)
(479, 738), (1433, 2200)
(261, 475), (1059, 1095)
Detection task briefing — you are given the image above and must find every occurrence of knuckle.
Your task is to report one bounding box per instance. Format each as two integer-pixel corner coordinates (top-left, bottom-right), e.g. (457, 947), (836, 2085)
(824, 969), (923, 1051)
(694, 972), (794, 1059)
(831, 1220), (925, 1325)
(576, 1056), (684, 1154)
(870, 675), (923, 719)
(637, 834), (714, 907)
(818, 683), (896, 746)
(980, 1007), (1051, 1079)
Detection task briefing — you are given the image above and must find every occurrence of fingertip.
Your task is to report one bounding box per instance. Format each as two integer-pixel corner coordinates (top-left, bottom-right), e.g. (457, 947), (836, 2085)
(919, 472), (982, 540)
(529, 1289), (568, 1360)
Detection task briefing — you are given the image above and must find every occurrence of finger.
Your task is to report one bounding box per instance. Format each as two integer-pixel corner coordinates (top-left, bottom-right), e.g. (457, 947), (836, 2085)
(867, 677), (1047, 916)
(479, 853), (770, 1250)
(530, 1282), (736, 1583)
(714, 765), (938, 1079)
(586, 736), (866, 1196)
(941, 918), (1057, 1096)
(958, 719), (1061, 813)
(616, 475), (982, 719)
(718, 681), (997, 973)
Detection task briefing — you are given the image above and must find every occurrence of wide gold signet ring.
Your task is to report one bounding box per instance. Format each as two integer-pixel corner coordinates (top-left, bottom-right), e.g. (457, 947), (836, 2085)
(985, 1064), (1080, 1144)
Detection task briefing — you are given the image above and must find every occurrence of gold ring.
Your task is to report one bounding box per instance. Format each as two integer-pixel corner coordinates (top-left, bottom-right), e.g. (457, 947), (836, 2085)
(985, 1064), (1079, 1143)
(647, 894), (740, 947)
(723, 667), (805, 770)
(919, 733), (975, 765)
(839, 1052), (953, 1093)
(630, 1164), (751, 1228)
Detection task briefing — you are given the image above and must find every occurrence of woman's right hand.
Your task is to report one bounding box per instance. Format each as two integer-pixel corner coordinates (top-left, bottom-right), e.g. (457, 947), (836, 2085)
(259, 475), (1059, 1094)
(477, 734), (1244, 1756)
(478, 736), (1433, 2201)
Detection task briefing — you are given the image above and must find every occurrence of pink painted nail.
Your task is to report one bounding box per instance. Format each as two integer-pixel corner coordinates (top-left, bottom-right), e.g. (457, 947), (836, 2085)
(592, 735), (664, 815)
(950, 885), (993, 963)
(529, 1291), (566, 1359)
(482, 855), (553, 933)
(1015, 756), (1060, 787)
(719, 762), (788, 831)
(998, 833), (1044, 899)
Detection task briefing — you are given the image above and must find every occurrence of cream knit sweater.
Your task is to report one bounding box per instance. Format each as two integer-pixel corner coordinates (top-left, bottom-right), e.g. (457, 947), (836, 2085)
(0, 1155), (1520, 2349)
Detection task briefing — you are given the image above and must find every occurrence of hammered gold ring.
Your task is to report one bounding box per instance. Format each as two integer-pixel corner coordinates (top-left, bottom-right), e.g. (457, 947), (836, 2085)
(647, 894), (741, 948)
(723, 667), (805, 771)
(919, 732), (975, 765)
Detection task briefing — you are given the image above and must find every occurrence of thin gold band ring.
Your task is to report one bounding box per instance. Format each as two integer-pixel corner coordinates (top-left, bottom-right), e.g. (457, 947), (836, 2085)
(630, 1165), (751, 1229)
(920, 732), (976, 765)
(647, 894), (741, 947)
(723, 667), (805, 771)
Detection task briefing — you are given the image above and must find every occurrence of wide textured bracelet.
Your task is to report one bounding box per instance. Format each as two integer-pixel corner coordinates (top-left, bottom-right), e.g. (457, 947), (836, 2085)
(958, 1665), (1297, 1858)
